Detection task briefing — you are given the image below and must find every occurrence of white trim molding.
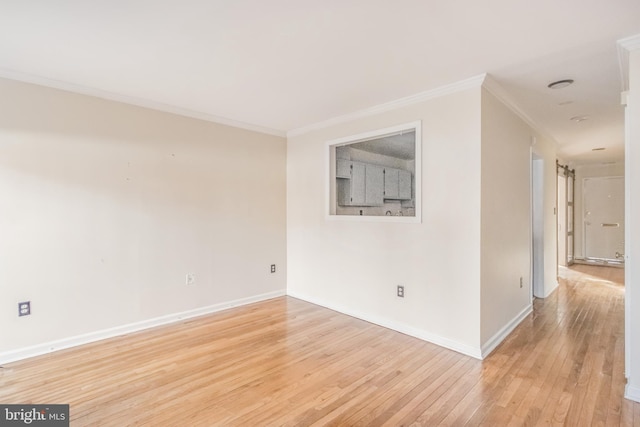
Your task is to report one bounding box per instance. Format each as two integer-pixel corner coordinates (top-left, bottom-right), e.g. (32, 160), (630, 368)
(0, 290), (285, 365)
(288, 74), (486, 137)
(617, 35), (640, 92)
(287, 290), (483, 360)
(0, 68), (285, 137)
(325, 120), (422, 223)
(626, 384), (640, 403)
(481, 74), (557, 146)
(481, 304), (533, 358)
(619, 34), (640, 51)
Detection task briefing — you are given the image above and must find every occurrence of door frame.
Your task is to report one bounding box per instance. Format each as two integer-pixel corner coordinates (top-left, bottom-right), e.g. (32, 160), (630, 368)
(531, 153), (544, 298)
(556, 161), (575, 273)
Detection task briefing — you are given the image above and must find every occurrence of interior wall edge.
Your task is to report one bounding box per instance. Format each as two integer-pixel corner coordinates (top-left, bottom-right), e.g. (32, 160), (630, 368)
(480, 303), (533, 358)
(541, 281), (560, 299)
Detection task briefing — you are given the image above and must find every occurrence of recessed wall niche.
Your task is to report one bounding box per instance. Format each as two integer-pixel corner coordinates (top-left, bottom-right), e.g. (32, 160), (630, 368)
(326, 121), (421, 222)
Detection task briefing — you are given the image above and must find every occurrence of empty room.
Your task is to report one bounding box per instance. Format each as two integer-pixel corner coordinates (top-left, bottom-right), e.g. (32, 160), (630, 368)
(1, 1), (640, 425)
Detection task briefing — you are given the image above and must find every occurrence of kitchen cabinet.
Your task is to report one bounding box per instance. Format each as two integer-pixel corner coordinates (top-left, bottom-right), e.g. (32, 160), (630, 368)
(365, 164), (384, 205)
(384, 168), (412, 200)
(337, 161), (384, 206)
(336, 159), (352, 179)
(384, 168), (399, 199)
(398, 169), (412, 199)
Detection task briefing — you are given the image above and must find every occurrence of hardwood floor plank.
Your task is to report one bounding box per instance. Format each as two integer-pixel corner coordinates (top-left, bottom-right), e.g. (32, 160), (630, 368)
(1, 265), (638, 426)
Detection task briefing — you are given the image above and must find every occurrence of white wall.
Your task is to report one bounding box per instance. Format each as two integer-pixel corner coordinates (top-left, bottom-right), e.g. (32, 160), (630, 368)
(479, 89), (534, 348)
(531, 135), (560, 298)
(0, 78), (287, 360)
(287, 87), (484, 356)
(625, 45), (640, 403)
(573, 162), (625, 260)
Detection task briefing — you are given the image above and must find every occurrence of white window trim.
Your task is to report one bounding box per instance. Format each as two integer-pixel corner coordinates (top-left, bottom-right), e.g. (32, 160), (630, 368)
(325, 120), (422, 223)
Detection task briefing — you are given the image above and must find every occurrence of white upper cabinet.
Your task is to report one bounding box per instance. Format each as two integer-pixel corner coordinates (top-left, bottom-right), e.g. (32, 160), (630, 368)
(337, 161), (384, 206)
(351, 162), (367, 205)
(384, 168), (412, 200)
(336, 159), (352, 179)
(398, 169), (412, 200)
(365, 164), (384, 206)
(384, 168), (399, 199)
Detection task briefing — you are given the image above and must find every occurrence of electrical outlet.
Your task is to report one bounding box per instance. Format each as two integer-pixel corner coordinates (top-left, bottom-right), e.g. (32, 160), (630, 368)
(520, 277), (523, 288)
(186, 273), (195, 286)
(18, 301), (30, 317)
(270, 264), (276, 273)
(397, 285), (404, 298)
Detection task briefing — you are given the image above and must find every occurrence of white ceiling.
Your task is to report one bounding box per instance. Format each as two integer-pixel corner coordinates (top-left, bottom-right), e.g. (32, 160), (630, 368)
(1, 1), (639, 165)
(352, 131), (416, 161)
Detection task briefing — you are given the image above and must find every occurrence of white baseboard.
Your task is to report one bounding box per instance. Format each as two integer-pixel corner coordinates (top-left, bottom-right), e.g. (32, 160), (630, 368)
(626, 384), (640, 403)
(287, 290), (483, 359)
(0, 290), (285, 365)
(481, 304), (533, 358)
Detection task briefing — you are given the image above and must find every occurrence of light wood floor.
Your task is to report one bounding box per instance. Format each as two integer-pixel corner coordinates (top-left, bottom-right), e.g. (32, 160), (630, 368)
(1, 266), (639, 426)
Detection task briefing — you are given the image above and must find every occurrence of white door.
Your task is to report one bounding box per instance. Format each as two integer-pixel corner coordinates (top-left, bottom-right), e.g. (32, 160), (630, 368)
(583, 176), (625, 261)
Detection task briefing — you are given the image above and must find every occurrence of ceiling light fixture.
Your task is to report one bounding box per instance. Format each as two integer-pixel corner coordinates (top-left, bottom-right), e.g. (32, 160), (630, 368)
(570, 115), (590, 123)
(547, 79), (574, 89)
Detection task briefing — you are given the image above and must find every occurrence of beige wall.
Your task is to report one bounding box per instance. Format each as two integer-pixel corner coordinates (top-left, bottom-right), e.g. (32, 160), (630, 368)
(0, 78), (287, 358)
(479, 89), (534, 346)
(288, 87), (484, 356)
(573, 162), (625, 260)
(1, 74), (563, 364)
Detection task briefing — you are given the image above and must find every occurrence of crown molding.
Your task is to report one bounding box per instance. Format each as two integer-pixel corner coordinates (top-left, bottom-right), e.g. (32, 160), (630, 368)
(481, 74), (558, 146)
(287, 74), (487, 138)
(0, 68), (286, 138)
(617, 34), (640, 92)
(619, 34), (640, 51)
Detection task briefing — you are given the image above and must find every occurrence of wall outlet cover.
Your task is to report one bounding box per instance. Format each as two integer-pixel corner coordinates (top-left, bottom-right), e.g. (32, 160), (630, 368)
(18, 301), (31, 317)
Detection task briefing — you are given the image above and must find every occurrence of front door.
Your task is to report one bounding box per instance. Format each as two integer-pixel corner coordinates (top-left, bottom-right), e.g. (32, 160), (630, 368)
(583, 176), (625, 262)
